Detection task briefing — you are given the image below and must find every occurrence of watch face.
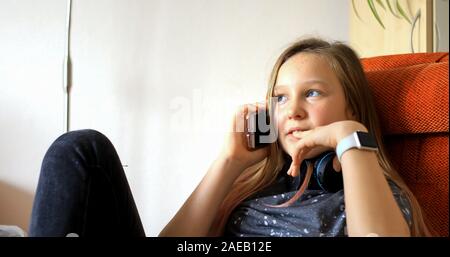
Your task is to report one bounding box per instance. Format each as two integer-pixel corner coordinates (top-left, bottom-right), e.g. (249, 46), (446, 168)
(356, 131), (378, 148)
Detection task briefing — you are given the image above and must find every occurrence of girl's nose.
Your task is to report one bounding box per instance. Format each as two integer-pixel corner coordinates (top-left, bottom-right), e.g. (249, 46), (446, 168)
(287, 101), (306, 120)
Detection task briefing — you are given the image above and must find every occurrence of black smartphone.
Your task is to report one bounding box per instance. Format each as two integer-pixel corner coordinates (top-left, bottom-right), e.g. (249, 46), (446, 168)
(245, 107), (277, 150)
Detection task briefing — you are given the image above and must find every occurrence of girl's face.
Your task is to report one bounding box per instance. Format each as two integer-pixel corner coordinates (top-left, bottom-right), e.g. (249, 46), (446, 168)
(274, 53), (353, 159)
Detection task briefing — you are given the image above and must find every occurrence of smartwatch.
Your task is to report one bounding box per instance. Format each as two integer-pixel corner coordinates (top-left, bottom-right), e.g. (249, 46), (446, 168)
(336, 131), (378, 162)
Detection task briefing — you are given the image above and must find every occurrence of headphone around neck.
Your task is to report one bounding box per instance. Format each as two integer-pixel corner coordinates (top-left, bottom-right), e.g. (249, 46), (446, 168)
(287, 151), (344, 193)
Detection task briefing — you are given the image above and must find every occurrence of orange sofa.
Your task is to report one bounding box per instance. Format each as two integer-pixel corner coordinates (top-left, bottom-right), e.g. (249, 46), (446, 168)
(361, 52), (449, 237)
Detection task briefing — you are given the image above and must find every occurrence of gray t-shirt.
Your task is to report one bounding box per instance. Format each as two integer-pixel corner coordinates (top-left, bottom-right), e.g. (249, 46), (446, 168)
(225, 170), (413, 237)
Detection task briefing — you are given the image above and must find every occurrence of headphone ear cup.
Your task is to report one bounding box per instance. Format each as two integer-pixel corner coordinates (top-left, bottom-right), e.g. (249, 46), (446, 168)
(313, 152), (344, 193)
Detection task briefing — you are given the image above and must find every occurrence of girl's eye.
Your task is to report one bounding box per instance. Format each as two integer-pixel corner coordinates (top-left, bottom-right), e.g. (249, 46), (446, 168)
(276, 95), (287, 104)
(306, 90), (321, 98)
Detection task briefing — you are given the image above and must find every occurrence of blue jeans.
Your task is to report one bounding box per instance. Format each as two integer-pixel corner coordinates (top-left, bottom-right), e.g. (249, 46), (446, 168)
(29, 129), (145, 237)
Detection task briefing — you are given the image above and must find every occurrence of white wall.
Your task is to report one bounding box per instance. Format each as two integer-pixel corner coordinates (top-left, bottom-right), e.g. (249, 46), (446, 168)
(0, 0), (348, 236)
(435, 0), (449, 52)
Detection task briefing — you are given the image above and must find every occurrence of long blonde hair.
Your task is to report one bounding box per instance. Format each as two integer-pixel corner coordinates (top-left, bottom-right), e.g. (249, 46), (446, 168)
(210, 37), (433, 236)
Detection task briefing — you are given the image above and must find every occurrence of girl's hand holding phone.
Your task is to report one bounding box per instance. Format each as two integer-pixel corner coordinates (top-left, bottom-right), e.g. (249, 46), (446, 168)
(218, 102), (270, 172)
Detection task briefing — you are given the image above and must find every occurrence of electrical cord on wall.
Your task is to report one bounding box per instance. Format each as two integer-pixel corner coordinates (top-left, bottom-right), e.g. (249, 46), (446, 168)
(61, 1), (128, 168)
(63, 0), (72, 133)
(410, 9), (421, 53)
(410, 8), (440, 53)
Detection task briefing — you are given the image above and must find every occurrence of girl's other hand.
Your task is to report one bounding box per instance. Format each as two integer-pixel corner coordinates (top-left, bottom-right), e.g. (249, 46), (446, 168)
(287, 120), (367, 177)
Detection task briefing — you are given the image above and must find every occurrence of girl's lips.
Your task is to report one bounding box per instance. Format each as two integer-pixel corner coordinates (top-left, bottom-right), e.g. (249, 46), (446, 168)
(286, 127), (303, 135)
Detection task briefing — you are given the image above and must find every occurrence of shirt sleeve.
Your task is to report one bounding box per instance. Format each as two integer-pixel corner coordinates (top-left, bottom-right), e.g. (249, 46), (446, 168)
(387, 179), (413, 230)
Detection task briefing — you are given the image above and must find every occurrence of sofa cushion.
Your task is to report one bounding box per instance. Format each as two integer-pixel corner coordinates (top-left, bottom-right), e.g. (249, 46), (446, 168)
(361, 53), (449, 237)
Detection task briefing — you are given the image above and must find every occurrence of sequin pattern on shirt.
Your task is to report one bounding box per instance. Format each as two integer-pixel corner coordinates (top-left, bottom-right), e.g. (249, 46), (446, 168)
(225, 174), (413, 237)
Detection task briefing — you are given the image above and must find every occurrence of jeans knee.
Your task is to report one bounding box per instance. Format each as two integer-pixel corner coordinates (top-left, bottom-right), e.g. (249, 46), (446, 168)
(44, 129), (114, 163)
(55, 129), (110, 147)
(42, 129), (115, 179)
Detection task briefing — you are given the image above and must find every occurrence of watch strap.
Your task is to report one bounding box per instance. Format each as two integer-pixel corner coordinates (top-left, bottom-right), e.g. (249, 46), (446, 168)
(336, 131), (378, 162)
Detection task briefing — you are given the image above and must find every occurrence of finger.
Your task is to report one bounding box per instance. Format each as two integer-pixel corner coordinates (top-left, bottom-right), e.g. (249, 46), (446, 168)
(246, 103), (257, 118)
(238, 104), (248, 116)
(239, 103), (256, 133)
(287, 163), (296, 177)
(235, 105), (248, 133)
(332, 155), (342, 172)
(291, 142), (304, 166)
(290, 163), (300, 177)
(289, 148), (304, 177)
(292, 143), (310, 166)
(287, 166), (292, 176)
(291, 150), (300, 166)
(292, 131), (301, 139)
(292, 129), (313, 139)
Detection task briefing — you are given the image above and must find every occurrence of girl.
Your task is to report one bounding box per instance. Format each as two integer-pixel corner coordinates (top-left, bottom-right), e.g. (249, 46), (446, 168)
(159, 37), (432, 237)
(29, 37), (431, 237)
